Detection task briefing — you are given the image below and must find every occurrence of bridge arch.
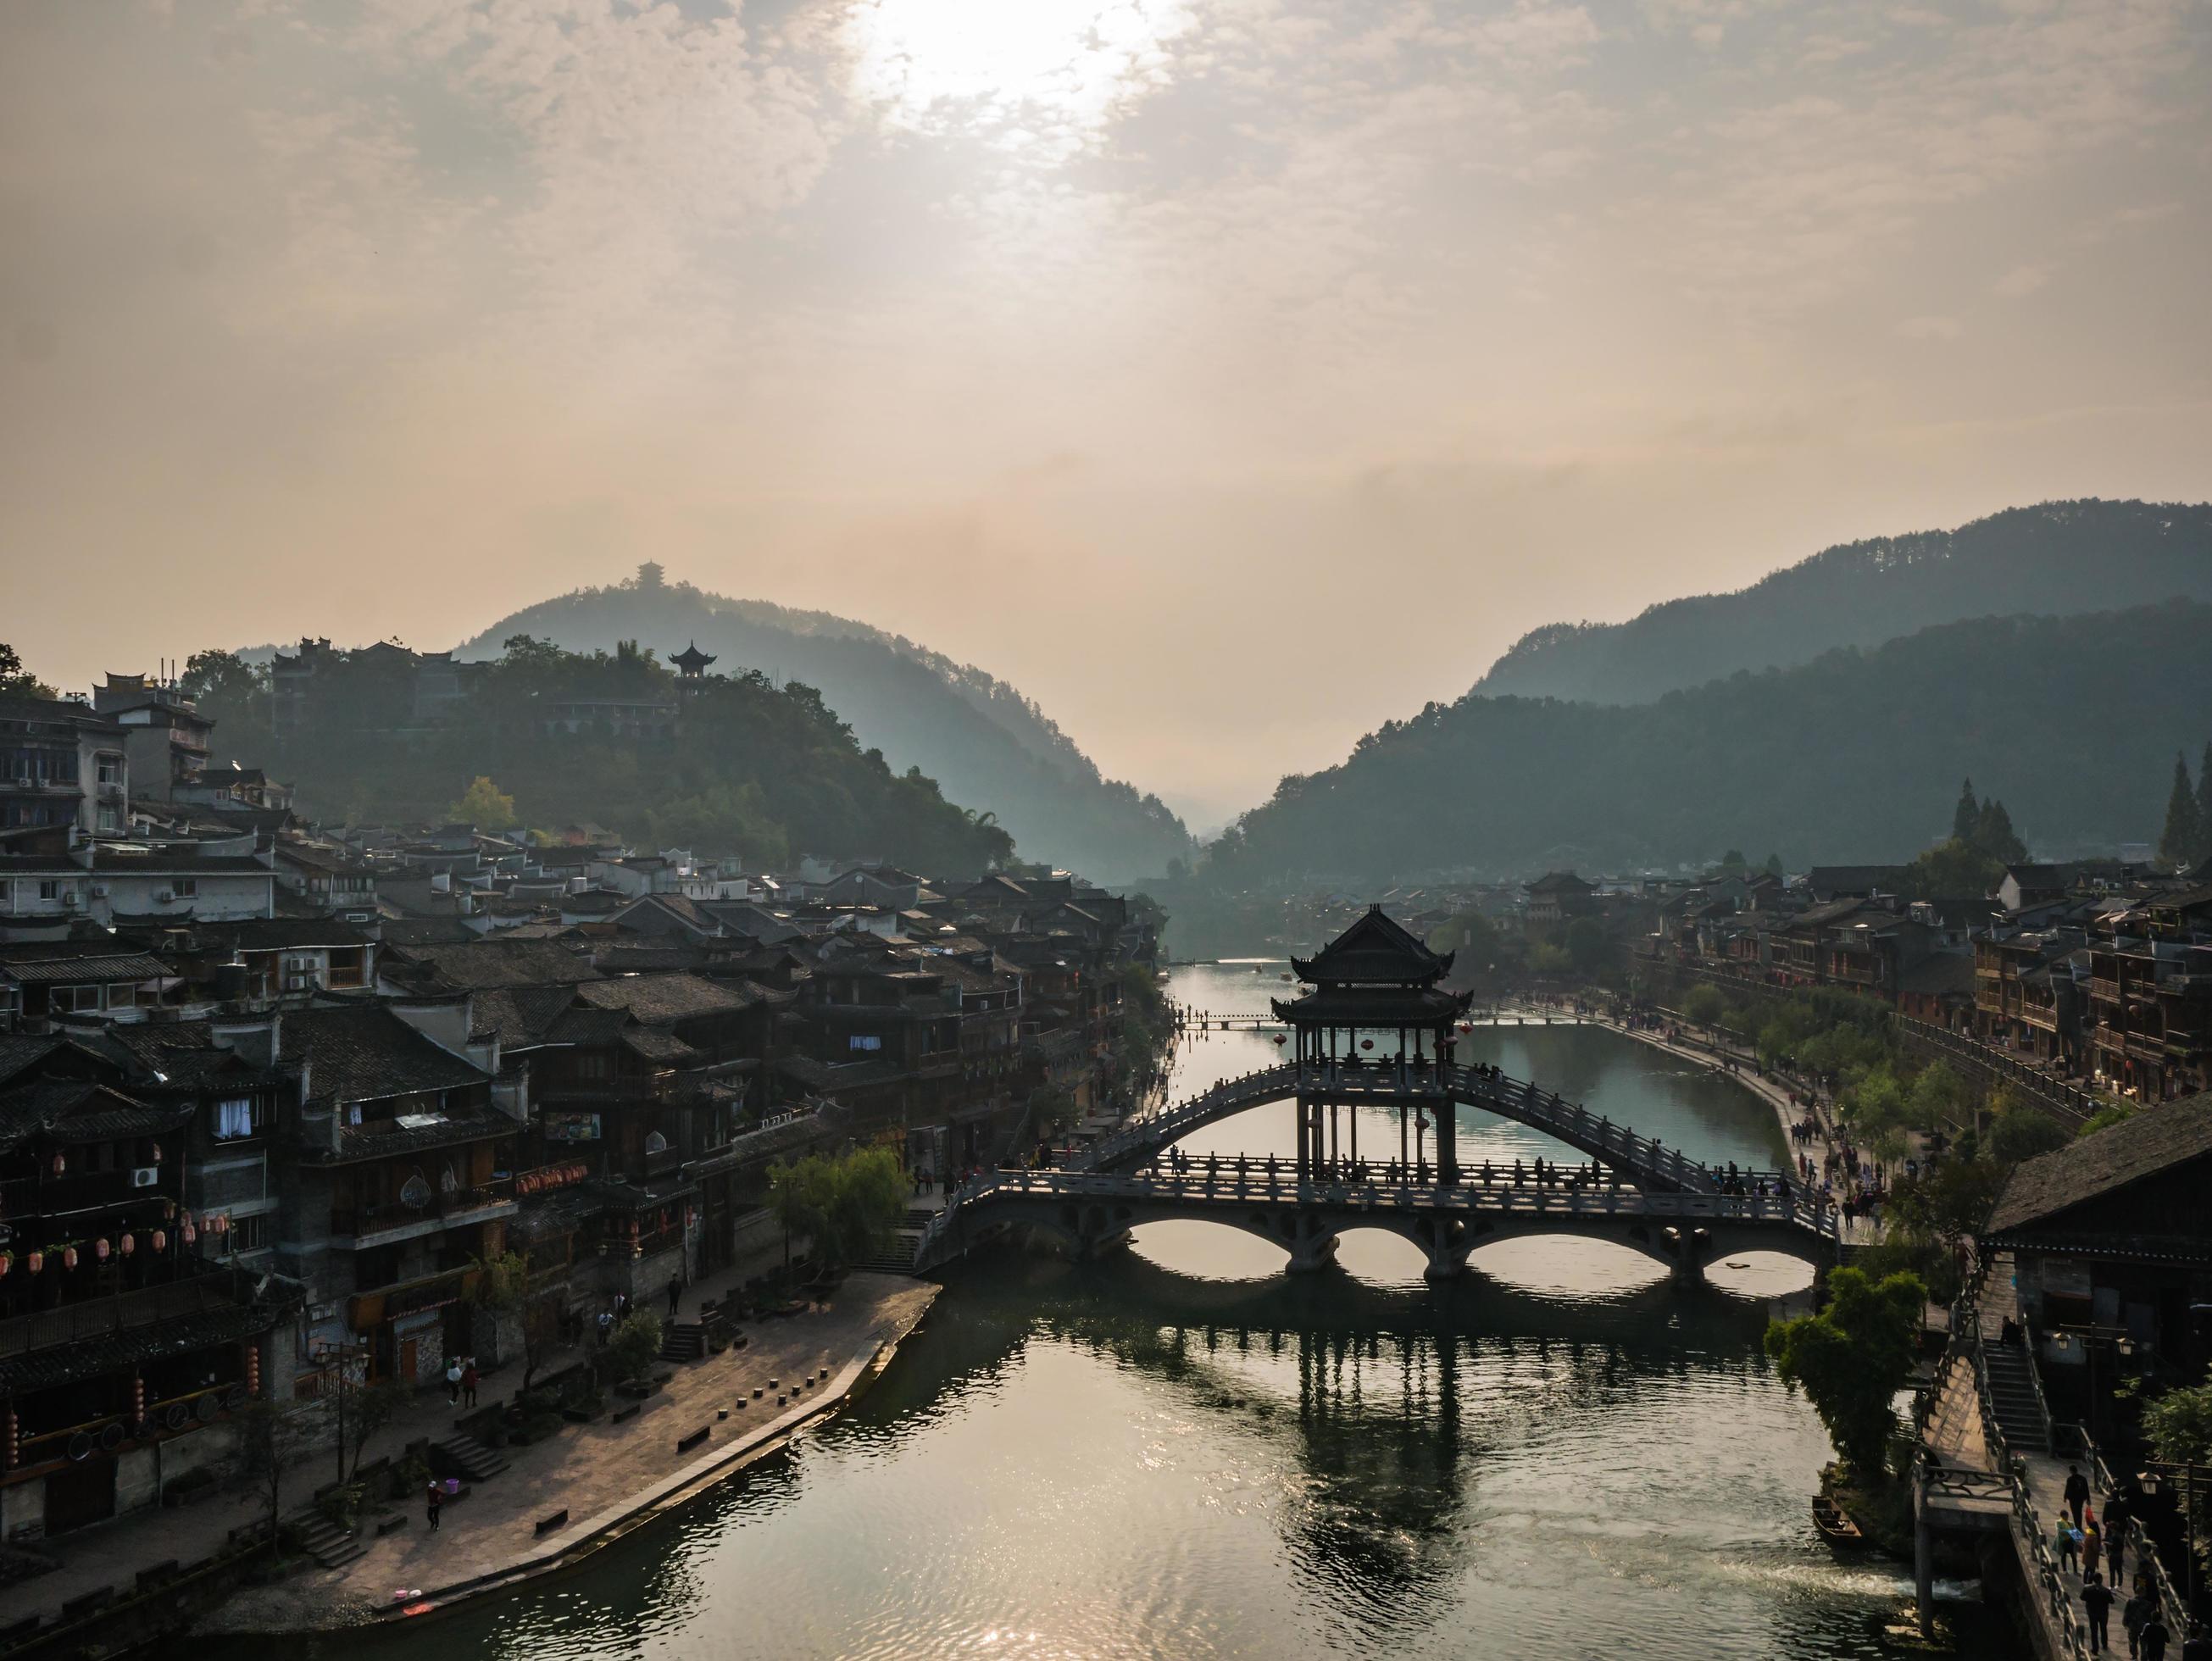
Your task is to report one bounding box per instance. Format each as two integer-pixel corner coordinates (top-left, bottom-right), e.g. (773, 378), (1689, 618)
(1080, 1062), (1734, 1198)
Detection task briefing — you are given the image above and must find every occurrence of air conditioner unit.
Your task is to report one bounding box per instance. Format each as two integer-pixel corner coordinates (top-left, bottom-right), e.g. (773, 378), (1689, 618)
(155, 890), (174, 903)
(90, 882), (108, 897)
(61, 892), (81, 908)
(131, 1166), (160, 1188)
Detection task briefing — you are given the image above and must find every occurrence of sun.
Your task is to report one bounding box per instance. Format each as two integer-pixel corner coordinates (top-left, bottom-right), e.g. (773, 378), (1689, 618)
(841, 0), (1194, 155)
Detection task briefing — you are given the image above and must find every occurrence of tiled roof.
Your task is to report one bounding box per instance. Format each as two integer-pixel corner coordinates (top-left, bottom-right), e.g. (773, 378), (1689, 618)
(470, 986), (580, 1049)
(1987, 1092), (2212, 1236)
(0, 952), (172, 983)
(386, 937), (600, 992)
(277, 1004), (489, 1108)
(574, 972), (753, 1022)
(0, 1079), (196, 1147)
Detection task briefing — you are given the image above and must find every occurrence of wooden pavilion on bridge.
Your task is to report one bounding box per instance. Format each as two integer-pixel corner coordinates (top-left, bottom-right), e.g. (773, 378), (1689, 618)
(1274, 907), (1473, 1181)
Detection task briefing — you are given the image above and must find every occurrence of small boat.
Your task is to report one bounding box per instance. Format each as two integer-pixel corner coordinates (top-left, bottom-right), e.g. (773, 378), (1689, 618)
(1812, 1493), (1870, 1551)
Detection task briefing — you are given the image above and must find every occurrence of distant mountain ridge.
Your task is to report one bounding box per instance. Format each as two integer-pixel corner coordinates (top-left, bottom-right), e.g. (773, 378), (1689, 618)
(455, 572), (1192, 884)
(1475, 499), (2212, 705)
(1207, 600), (2212, 884)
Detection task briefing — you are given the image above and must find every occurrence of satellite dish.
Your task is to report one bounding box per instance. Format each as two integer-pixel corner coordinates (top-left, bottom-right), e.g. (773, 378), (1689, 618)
(399, 1174), (432, 1209)
(644, 1131), (670, 1156)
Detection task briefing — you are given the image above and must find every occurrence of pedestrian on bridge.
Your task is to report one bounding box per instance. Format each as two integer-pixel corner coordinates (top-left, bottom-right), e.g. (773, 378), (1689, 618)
(2085, 1572), (2116, 1653)
(2067, 1466), (2092, 1527)
(2058, 1518), (2081, 1575)
(2138, 1609), (2170, 1660)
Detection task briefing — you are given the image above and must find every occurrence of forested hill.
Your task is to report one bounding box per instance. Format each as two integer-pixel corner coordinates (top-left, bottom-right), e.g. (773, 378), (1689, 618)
(1475, 500), (2212, 706)
(1206, 601), (2212, 884)
(458, 569), (1192, 883)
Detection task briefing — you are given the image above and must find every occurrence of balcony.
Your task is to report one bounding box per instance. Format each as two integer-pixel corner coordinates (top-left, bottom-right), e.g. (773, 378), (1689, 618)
(0, 1259), (256, 1364)
(329, 1178), (516, 1248)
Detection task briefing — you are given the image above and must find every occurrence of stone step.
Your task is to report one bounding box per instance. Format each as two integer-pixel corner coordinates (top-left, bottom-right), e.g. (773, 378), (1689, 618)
(432, 1433), (510, 1482)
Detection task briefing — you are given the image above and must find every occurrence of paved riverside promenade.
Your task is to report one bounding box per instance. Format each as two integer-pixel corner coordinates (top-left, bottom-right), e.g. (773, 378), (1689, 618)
(0, 1267), (936, 1640)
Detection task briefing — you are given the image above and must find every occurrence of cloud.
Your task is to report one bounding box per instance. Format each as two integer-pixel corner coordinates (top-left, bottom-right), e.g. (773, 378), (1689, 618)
(1995, 262), (2053, 297)
(1896, 315), (1962, 340)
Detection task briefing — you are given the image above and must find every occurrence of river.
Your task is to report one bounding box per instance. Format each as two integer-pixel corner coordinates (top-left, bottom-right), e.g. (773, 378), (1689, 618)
(289, 964), (2012, 1659)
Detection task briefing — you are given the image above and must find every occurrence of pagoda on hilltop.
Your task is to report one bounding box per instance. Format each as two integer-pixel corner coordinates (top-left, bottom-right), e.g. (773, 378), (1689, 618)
(670, 640), (716, 696)
(1271, 906), (1473, 1180)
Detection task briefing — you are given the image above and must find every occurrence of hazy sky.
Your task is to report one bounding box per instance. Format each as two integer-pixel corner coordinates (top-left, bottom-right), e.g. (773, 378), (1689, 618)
(3, 0), (2209, 828)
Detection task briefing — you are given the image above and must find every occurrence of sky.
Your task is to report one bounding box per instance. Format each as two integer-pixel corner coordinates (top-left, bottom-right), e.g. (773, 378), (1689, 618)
(3, 0), (2209, 830)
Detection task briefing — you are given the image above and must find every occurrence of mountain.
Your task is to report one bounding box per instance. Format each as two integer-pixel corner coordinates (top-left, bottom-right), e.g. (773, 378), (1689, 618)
(1206, 601), (2212, 884)
(456, 569), (1192, 883)
(1475, 500), (2212, 706)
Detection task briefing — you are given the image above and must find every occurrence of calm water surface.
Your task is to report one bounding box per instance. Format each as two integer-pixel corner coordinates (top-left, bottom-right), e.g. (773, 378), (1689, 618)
(293, 965), (2009, 1660)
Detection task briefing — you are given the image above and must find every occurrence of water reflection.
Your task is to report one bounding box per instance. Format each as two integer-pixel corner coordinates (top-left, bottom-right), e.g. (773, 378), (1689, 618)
(258, 986), (2009, 1661)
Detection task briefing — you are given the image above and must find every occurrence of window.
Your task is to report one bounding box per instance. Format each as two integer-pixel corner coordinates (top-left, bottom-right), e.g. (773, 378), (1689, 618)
(223, 1214), (269, 1254)
(96, 755), (121, 786)
(848, 1034), (883, 1053)
(214, 1097), (258, 1140)
(38, 880), (59, 902)
(51, 984), (103, 1014)
(172, 877), (197, 899)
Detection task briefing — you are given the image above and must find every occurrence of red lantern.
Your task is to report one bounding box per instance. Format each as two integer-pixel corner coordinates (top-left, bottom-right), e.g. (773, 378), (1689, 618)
(1360, 1039), (1375, 1051)
(119, 1233), (136, 1257)
(1273, 1034), (1287, 1047)
(26, 1252), (42, 1275)
(214, 1214), (230, 1235)
(63, 1246), (78, 1269)
(182, 1223), (197, 1246)
(152, 1230), (168, 1253)
(50, 1153), (65, 1176)
(0, 1253), (9, 1279)
(95, 1238), (110, 1261)
(150, 1144), (163, 1164)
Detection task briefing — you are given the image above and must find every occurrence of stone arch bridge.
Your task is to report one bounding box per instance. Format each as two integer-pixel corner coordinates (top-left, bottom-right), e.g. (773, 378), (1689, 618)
(911, 1166), (1839, 1281)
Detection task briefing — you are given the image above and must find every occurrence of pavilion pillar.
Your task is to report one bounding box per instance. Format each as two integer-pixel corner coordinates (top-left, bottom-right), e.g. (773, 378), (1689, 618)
(1433, 1024), (1459, 1183)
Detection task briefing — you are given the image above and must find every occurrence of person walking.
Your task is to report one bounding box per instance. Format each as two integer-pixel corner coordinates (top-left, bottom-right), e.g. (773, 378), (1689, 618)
(2123, 1587), (2153, 1659)
(461, 1358), (479, 1409)
(426, 1480), (443, 1533)
(2140, 1609), (2171, 1661)
(445, 1356), (463, 1407)
(2066, 1465), (2092, 1527)
(667, 1274), (682, 1319)
(2086, 1521), (2105, 1581)
(2058, 1519), (2081, 1575)
(2085, 1573), (2115, 1653)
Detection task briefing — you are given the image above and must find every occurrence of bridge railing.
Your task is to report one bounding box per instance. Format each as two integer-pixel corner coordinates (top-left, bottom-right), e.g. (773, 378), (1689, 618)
(925, 1166), (1838, 1241)
(1072, 1061), (1731, 1199)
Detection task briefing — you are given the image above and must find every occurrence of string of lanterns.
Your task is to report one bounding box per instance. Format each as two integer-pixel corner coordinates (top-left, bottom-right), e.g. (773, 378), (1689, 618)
(0, 1209), (227, 1276)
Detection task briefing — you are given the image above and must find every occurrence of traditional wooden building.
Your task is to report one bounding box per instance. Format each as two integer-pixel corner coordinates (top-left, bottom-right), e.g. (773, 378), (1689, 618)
(1274, 908), (1472, 1180)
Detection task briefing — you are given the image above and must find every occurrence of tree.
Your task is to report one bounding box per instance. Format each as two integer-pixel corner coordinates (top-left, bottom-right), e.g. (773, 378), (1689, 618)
(1905, 1061), (1960, 1128)
(1681, 985), (1729, 1028)
(1564, 916), (1609, 976)
(239, 1394), (321, 1560)
(607, 1308), (663, 1382)
(1988, 1102), (2069, 1165)
(1718, 848), (1748, 873)
(1952, 778), (1979, 844)
(447, 775), (517, 831)
(2197, 740), (2212, 864)
(1899, 838), (2004, 902)
(339, 1371), (408, 1483)
(469, 1249), (552, 1390)
(2159, 751), (2203, 869)
(1764, 853), (1784, 877)
(764, 1147), (907, 1272)
(0, 643), (57, 699)
(1972, 797), (2027, 864)
(1765, 1268), (1927, 1477)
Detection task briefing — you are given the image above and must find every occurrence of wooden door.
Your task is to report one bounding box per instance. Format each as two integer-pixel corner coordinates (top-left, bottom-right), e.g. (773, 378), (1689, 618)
(398, 1335), (419, 1387)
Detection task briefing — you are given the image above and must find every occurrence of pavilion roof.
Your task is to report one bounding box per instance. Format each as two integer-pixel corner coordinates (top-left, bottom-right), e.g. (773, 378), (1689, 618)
(1289, 906), (1453, 987)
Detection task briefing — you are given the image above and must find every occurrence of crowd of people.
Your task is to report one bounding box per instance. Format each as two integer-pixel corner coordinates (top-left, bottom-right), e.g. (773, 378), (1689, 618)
(2059, 1465), (2176, 1657)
